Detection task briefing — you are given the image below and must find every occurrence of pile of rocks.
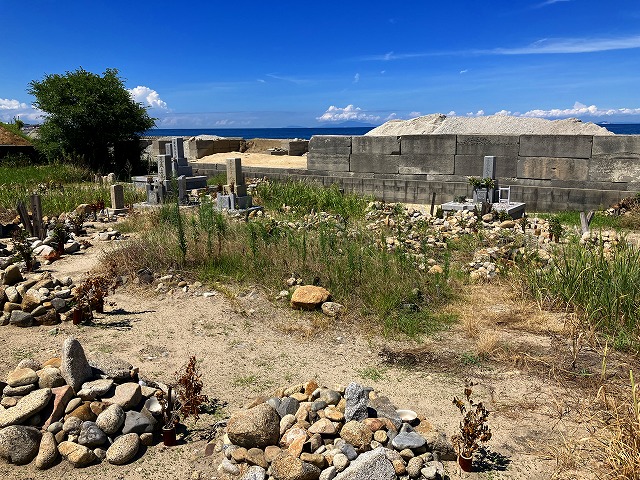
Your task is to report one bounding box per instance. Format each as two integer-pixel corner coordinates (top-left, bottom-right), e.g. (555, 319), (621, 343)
(212, 381), (454, 480)
(0, 337), (166, 469)
(0, 267), (76, 328)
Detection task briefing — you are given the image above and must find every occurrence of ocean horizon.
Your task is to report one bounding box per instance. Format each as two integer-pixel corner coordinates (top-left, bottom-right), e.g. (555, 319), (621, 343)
(145, 124), (640, 139)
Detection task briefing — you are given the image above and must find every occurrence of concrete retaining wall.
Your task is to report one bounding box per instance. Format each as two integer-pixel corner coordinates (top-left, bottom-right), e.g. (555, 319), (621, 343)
(301, 134), (640, 211)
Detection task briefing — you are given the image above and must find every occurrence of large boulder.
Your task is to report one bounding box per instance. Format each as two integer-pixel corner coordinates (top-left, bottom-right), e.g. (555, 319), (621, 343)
(290, 286), (330, 310)
(227, 403), (281, 449)
(60, 337), (93, 393)
(0, 425), (41, 465)
(9, 310), (34, 327)
(334, 447), (396, 480)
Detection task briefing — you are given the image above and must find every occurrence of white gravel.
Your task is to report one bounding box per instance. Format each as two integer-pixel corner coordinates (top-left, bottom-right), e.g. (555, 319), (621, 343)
(366, 114), (614, 136)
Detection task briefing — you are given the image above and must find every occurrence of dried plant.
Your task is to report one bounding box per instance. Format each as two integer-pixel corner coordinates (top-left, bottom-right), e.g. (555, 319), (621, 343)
(452, 382), (492, 458)
(157, 356), (208, 428)
(73, 273), (115, 311)
(11, 229), (34, 271)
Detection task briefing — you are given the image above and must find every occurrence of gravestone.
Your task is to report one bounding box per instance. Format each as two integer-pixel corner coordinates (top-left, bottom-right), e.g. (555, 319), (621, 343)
(110, 184), (128, 215)
(157, 154), (172, 182)
(216, 158), (253, 210)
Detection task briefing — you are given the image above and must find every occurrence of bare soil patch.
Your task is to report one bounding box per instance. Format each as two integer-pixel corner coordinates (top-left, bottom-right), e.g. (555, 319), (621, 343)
(195, 151), (306, 170)
(0, 124), (31, 146)
(0, 241), (630, 479)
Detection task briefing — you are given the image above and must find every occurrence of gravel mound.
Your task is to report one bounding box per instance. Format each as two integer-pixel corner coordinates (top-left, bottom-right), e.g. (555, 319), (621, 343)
(366, 114), (614, 136)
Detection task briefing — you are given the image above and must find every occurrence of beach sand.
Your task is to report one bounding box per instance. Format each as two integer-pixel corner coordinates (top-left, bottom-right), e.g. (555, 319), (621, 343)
(194, 151), (307, 169)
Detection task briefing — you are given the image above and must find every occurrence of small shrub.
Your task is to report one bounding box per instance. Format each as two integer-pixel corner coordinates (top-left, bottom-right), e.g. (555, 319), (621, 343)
(452, 382), (492, 458)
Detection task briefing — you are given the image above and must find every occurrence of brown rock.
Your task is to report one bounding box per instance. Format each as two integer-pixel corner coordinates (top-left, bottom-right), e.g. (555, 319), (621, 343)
(20, 293), (41, 313)
(42, 358), (62, 368)
(90, 401), (109, 416)
(35, 310), (60, 326)
(102, 383), (141, 411)
(265, 445), (283, 463)
(270, 453), (321, 480)
(35, 431), (57, 470)
(303, 381), (318, 396)
(231, 446), (247, 462)
(300, 452), (326, 469)
(7, 368), (38, 388)
(67, 402), (97, 422)
(324, 407), (344, 422)
(363, 418), (385, 432)
(290, 285), (330, 310)
(340, 421), (373, 451)
(37, 367), (65, 389)
(58, 440), (96, 467)
(308, 418), (337, 435)
(246, 447), (268, 468)
(43, 385), (74, 429)
(227, 403), (280, 449)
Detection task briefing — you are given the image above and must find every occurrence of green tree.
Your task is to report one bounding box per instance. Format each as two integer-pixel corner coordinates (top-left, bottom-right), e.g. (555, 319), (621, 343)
(28, 67), (155, 174)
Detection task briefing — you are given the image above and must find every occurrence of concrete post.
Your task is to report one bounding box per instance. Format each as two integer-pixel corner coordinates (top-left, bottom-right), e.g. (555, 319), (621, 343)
(226, 158), (244, 186)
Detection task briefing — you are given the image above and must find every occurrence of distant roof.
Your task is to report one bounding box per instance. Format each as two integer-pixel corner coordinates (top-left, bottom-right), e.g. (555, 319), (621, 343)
(0, 124), (32, 146)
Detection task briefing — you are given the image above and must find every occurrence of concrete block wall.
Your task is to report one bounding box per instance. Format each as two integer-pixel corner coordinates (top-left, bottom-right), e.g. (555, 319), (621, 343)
(303, 134), (640, 211)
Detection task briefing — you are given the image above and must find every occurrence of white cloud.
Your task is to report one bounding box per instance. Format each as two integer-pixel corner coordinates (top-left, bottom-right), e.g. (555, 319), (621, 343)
(492, 35), (640, 55)
(316, 105), (381, 123)
(521, 101), (640, 118)
(447, 111), (457, 116)
(409, 111), (422, 118)
(494, 110), (512, 116)
(353, 73), (360, 83)
(0, 98), (28, 110)
(127, 86), (168, 109)
(257, 79), (266, 83)
(214, 119), (235, 126)
(385, 113), (398, 120)
(535, 0), (570, 7)
(466, 110), (485, 117)
(459, 69), (468, 74)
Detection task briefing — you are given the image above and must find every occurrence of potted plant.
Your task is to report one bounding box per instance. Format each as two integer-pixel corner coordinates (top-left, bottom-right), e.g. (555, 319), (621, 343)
(72, 274), (114, 322)
(452, 383), (492, 472)
(51, 221), (68, 255)
(157, 356), (208, 446)
(468, 177), (496, 204)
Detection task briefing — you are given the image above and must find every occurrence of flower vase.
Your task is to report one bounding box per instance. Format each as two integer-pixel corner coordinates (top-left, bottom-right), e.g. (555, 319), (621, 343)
(458, 453), (473, 472)
(162, 425), (177, 446)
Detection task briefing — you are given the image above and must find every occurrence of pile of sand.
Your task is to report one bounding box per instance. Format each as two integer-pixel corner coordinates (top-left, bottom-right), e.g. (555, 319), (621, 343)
(0, 124), (32, 146)
(366, 114), (614, 136)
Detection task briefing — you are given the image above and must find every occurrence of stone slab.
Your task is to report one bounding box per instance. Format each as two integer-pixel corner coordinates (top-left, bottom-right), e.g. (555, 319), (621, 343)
(307, 154), (350, 172)
(456, 135), (520, 156)
(400, 135), (456, 155)
(309, 136), (352, 155)
(592, 135), (640, 156)
(517, 157), (589, 181)
(352, 136), (400, 155)
(589, 155), (640, 183)
(350, 154), (399, 174)
(454, 155), (517, 178)
(519, 135), (593, 159)
(398, 153), (454, 175)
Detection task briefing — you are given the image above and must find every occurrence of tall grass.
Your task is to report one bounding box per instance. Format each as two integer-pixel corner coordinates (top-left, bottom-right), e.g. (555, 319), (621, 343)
(255, 180), (371, 220)
(108, 204), (454, 338)
(0, 164), (145, 216)
(524, 236), (640, 350)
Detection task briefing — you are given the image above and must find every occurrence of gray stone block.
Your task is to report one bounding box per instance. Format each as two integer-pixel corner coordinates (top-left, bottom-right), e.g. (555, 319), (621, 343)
(400, 135), (456, 155)
(517, 157), (589, 181)
(398, 154), (454, 175)
(519, 135), (593, 159)
(309, 136), (352, 155)
(454, 155), (517, 177)
(352, 136), (400, 155)
(307, 154), (350, 172)
(592, 135), (640, 155)
(456, 135), (520, 156)
(589, 155), (640, 183)
(350, 154), (399, 174)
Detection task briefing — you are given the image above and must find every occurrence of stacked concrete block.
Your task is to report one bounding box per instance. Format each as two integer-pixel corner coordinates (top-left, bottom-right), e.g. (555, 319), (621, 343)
(308, 136), (352, 172)
(519, 135), (593, 158)
(397, 135), (456, 175)
(590, 135), (640, 183)
(350, 136), (400, 174)
(287, 140), (310, 156)
(454, 135), (518, 177)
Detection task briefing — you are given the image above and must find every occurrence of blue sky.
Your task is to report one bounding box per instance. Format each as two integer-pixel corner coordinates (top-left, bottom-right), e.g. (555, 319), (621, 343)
(1, 0), (640, 127)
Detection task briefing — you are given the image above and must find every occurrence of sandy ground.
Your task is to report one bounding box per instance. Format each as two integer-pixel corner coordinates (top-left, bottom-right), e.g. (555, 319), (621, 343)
(0, 235), (628, 480)
(195, 152), (307, 170)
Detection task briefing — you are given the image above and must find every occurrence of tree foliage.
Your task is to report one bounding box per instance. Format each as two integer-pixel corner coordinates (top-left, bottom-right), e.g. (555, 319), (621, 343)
(28, 67), (155, 174)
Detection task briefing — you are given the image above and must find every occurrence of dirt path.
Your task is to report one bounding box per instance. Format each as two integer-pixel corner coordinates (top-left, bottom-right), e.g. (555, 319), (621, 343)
(0, 240), (615, 479)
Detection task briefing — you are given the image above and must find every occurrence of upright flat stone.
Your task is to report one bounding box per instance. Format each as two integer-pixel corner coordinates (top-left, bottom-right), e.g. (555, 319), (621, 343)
(60, 337), (93, 393)
(42, 385), (74, 429)
(110, 184), (125, 210)
(344, 382), (368, 422)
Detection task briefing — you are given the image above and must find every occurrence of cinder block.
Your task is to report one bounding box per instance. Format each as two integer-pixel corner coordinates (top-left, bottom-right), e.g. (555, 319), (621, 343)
(456, 135), (519, 156)
(519, 135), (592, 159)
(350, 154), (399, 174)
(352, 136), (400, 155)
(517, 157), (589, 181)
(307, 153), (350, 172)
(401, 135), (456, 155)
(592, 135), (640, 155)
(309, 136), (352, 155)
(398, 154), (454, 175)
(454, 155), (517, 178)
(588, 155), (640, 183)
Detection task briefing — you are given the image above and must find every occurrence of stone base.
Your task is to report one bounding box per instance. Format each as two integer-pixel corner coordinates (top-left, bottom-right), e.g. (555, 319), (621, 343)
(107, 208), (129, 216)
(491, 202), (526, 219)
